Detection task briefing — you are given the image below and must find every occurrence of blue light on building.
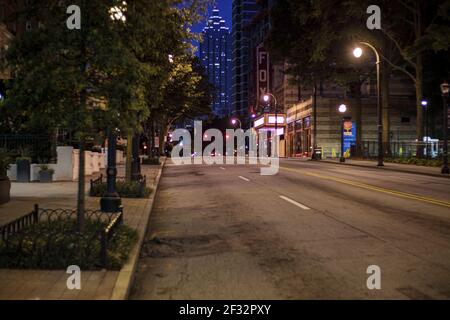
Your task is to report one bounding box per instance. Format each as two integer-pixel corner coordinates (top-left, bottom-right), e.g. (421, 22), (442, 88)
(199, 8), (232, 118)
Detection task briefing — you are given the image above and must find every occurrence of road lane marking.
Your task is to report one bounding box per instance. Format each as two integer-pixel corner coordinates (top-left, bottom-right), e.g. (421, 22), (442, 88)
(281, 166), (450, 208)
(279, 195), (311, 210)
(238, 176), (250, 182)
(220, 167), (226, 170)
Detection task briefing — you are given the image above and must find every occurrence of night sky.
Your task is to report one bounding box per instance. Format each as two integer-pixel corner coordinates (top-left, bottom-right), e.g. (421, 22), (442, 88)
(191, 0), (232, 53)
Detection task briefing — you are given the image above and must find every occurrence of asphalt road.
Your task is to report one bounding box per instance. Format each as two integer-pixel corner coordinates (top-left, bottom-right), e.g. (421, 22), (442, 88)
(130, 159), (450, 299)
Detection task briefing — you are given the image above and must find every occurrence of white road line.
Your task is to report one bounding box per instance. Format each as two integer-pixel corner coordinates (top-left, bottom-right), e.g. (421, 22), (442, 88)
(238, 176), (250, 182)
(279, 195), (311, 210)
(220, 167), (226, 170)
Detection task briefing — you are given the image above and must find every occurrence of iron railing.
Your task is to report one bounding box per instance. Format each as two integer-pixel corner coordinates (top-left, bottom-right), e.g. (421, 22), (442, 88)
(361, 141), (449, 159)
(0, 134), (54, 162)
(0, 204), (123, 267)
(89, 174), (103, 196)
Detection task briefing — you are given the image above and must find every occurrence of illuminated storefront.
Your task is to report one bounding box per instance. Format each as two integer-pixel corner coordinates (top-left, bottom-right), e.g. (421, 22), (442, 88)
(252, 113), (286, 157)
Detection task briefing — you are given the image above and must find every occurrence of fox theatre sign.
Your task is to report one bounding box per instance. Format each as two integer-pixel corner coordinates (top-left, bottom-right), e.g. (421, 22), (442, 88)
(256, 44), (270, 110)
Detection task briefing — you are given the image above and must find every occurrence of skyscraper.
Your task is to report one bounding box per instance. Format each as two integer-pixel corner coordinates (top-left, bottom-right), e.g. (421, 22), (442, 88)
(231, 0), (258, 123)
(199, 7), (232, 118)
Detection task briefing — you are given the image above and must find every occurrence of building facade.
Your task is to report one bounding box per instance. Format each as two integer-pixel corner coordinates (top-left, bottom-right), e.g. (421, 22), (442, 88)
(199, 8), (232, 118)
(231, 0), (258, 123)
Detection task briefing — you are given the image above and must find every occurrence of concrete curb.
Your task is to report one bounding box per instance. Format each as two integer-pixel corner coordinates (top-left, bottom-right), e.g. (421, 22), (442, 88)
(110, 157), (167, 300)
(318, 159), (450, 179)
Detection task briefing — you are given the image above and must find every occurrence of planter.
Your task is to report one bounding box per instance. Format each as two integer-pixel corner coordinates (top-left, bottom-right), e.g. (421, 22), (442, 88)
(39, 171), (54, 183)
(16, 159), (31, 182)
(0, 177), (11, 205)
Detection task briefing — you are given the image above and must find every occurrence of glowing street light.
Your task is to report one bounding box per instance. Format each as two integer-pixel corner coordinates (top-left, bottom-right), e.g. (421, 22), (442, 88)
(353, 41), (383, 166)
(339, 104), (347, 113)
(338, 104), (348, 163)
(353, 47), (363, 58)
(231, 118), (242, 128)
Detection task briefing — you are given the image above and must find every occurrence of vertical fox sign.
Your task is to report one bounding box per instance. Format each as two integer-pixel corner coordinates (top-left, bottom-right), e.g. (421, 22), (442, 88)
(256, 44), (270, 108)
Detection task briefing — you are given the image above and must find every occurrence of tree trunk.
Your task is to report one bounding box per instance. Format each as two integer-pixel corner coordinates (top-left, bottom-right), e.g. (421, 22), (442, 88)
(150, 119), (155, 157)
(414, 0), (424, 157)
(416, 53), (424, 156)
(382, 63), (391, 156)
(350, 82), (362, 157)
(125, 132), (132, 182)
(77, 136), (85, 232)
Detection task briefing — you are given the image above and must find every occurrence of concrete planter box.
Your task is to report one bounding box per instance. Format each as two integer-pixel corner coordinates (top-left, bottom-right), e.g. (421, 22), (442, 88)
(39, 170), (54, 183)
(16, 159), (31, 182)
(0, 177), (11, 204)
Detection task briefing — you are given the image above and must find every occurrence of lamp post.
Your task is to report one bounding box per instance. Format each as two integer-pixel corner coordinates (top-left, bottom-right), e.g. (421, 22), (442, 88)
(100, 127), (122, 212)
(441, 82), (449, 174)
(100, 3), (127, 212)
(263, 93), (278, 157)
(422, 100), (429, 159)
(353, 42), (383, 166)
(231, 118), (242, 129)
(339, 104), (347, 163)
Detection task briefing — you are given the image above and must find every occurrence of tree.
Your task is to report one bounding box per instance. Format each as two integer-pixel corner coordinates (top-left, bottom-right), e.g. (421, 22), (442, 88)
(266, 0), (374, 155)
(153, 55), (212, 155)
(378, 0), (450, 145)
(2, 0), (146, 231)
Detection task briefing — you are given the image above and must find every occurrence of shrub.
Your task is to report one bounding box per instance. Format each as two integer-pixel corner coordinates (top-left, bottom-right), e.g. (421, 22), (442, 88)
(0, 150), (11, 177)
(142, 157), (160, 165)
(384, 157), (442, 167)
(39, 164), (55, 174)
(0, 219), (138, 270)
(90, 181), (151, 198)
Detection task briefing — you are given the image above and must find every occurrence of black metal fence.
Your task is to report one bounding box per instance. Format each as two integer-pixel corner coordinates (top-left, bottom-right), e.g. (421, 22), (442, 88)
(0, 134), (53, 162)
(89, 174), (103, 196)
(0, 204), (123, 267)
(361, 141), (449, 159)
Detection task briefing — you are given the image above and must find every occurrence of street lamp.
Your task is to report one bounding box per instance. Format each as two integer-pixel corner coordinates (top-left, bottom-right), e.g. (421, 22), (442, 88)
(231, 118), (242, 129)
(339, 104), (347, 163)
(422, 100), (429, 159)
(263, 93), (278, 157)
(101, 3), (127, 212)
(441, 82), (449, 174)
(353, 42), (384, 166)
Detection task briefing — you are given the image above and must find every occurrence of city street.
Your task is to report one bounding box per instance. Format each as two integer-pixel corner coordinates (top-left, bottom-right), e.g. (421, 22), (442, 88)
(131, 159), (450, 299)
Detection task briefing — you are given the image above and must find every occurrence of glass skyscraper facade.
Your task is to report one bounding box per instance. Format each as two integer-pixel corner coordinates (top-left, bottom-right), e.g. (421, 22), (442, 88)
(231, 0), (258, 123)
(199, 8), (232, 118)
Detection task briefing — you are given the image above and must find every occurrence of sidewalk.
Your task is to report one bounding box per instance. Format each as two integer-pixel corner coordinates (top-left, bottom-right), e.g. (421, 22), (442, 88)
(0, 160), (165, 300)
(318, 158), (449, 178)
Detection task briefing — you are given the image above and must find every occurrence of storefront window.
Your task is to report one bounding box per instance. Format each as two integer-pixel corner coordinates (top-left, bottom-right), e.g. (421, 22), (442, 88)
(295, 120), (302, 131)
(304, 116), (311, 128)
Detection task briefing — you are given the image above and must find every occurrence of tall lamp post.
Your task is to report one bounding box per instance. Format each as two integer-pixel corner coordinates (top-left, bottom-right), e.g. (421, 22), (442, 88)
(101, 127), (122, 212)
(339, 104), (348, 163)
(353, 43), (384, 166)
(441, 82), (449, 174)
(422, 100), (429, 159)
(101, 3), (127, 212)
(263, 93), (278, 157)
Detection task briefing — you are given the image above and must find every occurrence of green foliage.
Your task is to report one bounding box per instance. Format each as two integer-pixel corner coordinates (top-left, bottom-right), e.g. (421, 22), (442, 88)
(0, 219), (138, 270)
(0, 150), (11, 178)
(142, 157), (161, 165)
(90, 181), (152, 198)
(385, 157), (443, 167)
(39, 164), (55, 174)
(15, 156), (31, 163)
